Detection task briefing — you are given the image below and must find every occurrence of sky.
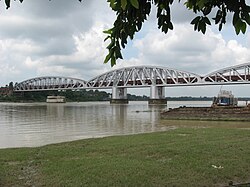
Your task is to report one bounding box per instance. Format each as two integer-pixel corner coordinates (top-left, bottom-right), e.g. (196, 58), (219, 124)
(0, 0), (250, 97)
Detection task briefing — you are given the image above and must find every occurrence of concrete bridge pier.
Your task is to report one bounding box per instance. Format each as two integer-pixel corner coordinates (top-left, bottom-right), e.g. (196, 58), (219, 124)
(110, 87), (129, 104)
(149, 86), (167, 105)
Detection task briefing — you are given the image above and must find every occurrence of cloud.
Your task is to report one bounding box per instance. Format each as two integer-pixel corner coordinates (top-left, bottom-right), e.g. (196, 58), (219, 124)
(0, 0), (115, 84)
(131, 24), (250, 75)
(19, 21), (113, 81)
(247, 33), (250, 47)
(0, 0), (249, 97)
(0, 0), (97, 58)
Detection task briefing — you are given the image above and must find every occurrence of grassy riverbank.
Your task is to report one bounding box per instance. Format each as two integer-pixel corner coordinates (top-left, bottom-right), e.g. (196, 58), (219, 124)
(1, 127), (250, 187)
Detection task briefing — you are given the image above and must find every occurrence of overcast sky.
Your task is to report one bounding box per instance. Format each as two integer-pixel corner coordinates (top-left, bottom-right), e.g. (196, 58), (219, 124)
(0, 0), (250, 97)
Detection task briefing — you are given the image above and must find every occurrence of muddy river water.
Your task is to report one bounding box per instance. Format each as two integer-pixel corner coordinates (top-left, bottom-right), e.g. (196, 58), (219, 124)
(0, 101), (249, 148)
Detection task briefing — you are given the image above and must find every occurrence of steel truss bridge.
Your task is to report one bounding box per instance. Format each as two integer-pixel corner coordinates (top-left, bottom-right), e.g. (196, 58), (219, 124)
(14, 63), (250, 92)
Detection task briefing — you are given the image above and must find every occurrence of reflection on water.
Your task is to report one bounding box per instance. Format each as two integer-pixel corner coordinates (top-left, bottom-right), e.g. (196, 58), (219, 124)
(0, 101), (249, 148)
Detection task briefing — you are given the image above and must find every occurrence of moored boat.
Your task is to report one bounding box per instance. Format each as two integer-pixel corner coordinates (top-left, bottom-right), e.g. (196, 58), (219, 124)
(160, 90), (250, 121)
(212, 90), (238, 107)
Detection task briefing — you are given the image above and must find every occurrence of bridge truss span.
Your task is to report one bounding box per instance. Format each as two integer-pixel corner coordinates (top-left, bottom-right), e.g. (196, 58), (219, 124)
(87, 66), (202, 88)
(13, 63), (250, 92)
(14, 76), (87, 92)
(202, 63), (250, 85)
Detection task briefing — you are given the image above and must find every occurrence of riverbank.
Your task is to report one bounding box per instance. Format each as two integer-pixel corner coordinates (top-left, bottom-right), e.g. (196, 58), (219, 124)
(161, 106), (250, 121)
(1, 127), (250, 186)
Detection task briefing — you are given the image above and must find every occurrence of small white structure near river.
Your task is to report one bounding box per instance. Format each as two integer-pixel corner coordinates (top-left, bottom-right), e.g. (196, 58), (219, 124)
(46, 96), (66, 103)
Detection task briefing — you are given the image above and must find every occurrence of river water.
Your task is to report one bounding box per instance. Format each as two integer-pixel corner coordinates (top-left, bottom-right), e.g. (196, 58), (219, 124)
(0, 101), (248, 148)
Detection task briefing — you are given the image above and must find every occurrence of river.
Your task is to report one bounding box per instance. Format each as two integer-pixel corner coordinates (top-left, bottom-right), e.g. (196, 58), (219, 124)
(0, 101), (248, 148)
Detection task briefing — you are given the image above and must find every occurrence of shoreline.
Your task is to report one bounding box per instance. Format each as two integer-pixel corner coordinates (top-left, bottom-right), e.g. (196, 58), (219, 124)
(0, 127), (250, 186)
(161, 106), (250, 121)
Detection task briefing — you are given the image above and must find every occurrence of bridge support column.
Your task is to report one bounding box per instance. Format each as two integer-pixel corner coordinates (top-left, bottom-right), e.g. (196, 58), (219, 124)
(110, 87), (128, 104)
(149, 86), (167, 105)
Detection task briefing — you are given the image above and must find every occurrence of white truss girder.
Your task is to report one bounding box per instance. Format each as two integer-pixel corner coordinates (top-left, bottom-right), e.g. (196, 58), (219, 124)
(14, 63), (250, 92)
(87, 66), (202, 88)
(14, 76), (87, 91)
(202, 63), (250, 85)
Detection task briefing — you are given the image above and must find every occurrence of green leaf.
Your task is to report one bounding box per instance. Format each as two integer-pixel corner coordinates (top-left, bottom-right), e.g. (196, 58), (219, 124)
(104, 36), (111, 42)
(168, 22), (173, 30)
(121, 0), (127, 10)
(245, 5), (250, 12)
(194, 22), (198, 31)
(115, 47), (123, 59)
(200, 21), (206, 34)
(159, 4), (165, 10)
(109, 0), (116, 9)
(241, 22), (247, 34)
(111, 56), (116, 67)
(145, 2), (151, 14)
(129, 0), (139, 9)
(184, 1), (193, 9)
(104, 53), (112, 64)
(204, 17), (211, 25)
(103, 29), (112, 35)
(245, 14), (250, 25)
(235, 19), (242, 35)
(214, 10), (222, 24)
(191, 16), (200, 25)
(219, 23), (223, 31)
(107, 40), (115, 50)
(235, 27), (240, 35)
(203, 6), (212, 16)
(136, 22), (142, 31)
(5, 0), (10, 9)
(162, 24), (168, 33)
(197, 0), (205, 10)
(233, 12), (239, 26)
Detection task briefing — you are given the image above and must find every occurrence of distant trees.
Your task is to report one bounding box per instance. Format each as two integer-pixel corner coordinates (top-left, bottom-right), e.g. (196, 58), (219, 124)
(0, 89), (149, 102)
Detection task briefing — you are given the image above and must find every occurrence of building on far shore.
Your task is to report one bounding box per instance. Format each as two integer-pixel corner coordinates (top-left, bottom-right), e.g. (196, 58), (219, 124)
(0, 87), (13, 96)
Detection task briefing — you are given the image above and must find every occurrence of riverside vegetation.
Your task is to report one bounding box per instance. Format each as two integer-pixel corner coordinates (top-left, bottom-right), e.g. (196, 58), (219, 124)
(0, 90), (148, 102)
(0, 127), (250, 186)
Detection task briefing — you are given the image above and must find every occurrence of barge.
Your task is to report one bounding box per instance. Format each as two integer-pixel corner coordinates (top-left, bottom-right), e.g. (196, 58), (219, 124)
(212, 90), (238, 107)
(161, 90), (250, 121)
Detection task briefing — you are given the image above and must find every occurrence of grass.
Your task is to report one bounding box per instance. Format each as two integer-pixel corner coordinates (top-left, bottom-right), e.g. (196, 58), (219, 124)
(0, 127), (250, 186)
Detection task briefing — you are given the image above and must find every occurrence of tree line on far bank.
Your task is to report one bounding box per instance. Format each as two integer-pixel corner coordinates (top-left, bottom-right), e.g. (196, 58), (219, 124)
(0, 89), (149, 102)
(1, 84), (249, 102)
(1, 91), (250, 102)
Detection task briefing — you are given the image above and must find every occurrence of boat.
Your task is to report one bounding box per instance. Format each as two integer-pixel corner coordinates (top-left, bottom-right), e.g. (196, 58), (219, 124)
(212, 90), (238, 107)
(160, 90), (250, 121)
(46, 96), (66, 103)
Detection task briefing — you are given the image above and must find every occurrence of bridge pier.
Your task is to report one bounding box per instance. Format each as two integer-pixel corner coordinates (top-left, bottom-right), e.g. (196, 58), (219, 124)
(149, 86), (167, 105)
(110, 87), (128, 104)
